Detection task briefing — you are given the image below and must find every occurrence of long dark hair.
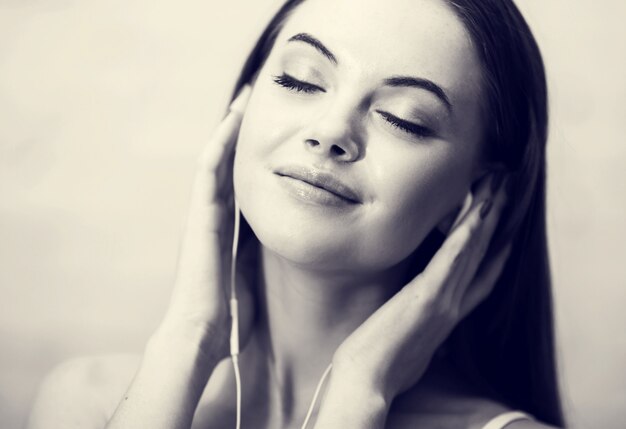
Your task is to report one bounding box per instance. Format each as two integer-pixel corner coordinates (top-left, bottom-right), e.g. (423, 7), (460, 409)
(229, 0), (565, 426)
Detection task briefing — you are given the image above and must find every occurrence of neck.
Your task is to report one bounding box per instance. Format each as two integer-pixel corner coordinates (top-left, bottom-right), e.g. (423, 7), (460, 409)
(250, 243), (413, 424)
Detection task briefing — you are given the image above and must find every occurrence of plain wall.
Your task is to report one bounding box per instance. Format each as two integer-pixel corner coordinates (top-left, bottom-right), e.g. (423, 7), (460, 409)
(1, 1), (625, 427)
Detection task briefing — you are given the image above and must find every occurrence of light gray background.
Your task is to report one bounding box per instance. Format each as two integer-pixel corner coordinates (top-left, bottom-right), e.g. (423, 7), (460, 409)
(1, 1), (624, 428)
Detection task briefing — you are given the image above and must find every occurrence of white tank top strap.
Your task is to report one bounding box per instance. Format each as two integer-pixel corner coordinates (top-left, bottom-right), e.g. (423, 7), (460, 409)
(481, 410), (535, 429)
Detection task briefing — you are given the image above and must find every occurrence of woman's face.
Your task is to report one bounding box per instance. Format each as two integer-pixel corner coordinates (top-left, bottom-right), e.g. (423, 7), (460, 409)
(234, 0), (486, 273)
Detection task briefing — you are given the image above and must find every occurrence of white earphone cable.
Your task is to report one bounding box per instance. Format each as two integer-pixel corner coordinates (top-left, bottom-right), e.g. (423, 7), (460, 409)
(231, 354), (242, 429)
(229, 198), (332, 429)
(230, 198), (242, 429)
(300, 363), (333, 429)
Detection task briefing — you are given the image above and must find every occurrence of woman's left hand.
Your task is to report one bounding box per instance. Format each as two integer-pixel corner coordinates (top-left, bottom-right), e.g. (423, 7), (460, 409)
(314, 172), (511, 427)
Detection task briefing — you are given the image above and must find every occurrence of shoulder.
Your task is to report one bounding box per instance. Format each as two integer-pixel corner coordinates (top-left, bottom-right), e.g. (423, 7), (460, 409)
(387, 398), (559, 429)
(504, 421), (559, 429)
(385, 382), (559, 429)
(27, 353), (141, 429)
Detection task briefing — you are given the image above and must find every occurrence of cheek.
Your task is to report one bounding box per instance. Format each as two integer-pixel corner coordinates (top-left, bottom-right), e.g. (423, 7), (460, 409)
(358, 143), (473, 266)
(233, 78), (481, 272)
(238, 75), (313, 152)
(233, 82), (294, 196)
(233, 85), (350, 267)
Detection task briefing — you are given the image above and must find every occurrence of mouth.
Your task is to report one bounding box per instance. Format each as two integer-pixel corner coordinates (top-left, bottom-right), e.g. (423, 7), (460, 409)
(274, 165), (362, 204)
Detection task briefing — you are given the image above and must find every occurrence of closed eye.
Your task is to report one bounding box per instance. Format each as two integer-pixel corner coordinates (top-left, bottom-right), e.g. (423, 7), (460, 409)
(271, 75), (433, 139)
(272, 73), (326, 94)
(375, 110), (434, 139)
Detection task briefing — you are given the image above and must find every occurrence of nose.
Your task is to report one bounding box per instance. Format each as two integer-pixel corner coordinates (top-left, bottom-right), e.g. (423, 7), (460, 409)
(302, 99), (363, 163)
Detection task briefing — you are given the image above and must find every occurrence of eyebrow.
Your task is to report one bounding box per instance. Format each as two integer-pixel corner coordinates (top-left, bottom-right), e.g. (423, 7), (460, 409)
(383, 76), (453, 112)
(287, 33), (338, 65)
(286, 32), (453, 112)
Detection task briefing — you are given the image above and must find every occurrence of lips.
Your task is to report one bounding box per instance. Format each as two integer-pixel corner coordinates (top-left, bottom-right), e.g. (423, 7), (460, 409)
(274, 165), (362, 204)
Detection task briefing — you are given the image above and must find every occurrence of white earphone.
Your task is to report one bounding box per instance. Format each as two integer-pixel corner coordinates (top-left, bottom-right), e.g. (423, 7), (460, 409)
(228, 198), (332, 429)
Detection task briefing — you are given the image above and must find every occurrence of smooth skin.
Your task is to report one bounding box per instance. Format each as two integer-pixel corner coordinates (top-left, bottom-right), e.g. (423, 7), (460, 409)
(27, 0), (559, 428)
(28, 89), (555, 429)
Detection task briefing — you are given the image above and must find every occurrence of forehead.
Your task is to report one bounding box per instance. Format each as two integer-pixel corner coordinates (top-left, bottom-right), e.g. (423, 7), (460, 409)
(277, 0), (483, 104)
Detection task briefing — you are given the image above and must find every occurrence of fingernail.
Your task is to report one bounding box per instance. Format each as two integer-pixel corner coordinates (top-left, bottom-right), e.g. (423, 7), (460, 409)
(480, 199), (493, 219)
(491, 170), (505, 193)
(229, 84), (251, 114)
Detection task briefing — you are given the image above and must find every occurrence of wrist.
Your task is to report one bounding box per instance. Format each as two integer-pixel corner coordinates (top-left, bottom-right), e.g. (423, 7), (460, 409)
(105, 323), (223, 428)
(149, 318), (229, 367)
(314, 368), (390, 429)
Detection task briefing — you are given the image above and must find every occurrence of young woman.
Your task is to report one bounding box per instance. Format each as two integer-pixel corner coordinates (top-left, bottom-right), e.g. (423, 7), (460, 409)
(28, 0), (566, 428)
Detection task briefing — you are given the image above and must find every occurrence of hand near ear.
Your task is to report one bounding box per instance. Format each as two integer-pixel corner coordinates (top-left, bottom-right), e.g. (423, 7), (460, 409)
(104, 85), (255, 429)
(314, 172), (512, 429)
(160, 84), (256, 361)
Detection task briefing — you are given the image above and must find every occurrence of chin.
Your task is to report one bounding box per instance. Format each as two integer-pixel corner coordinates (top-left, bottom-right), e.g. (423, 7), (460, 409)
(234, 165), (427, 273)
(239, 206), (419, 276)
(235, 170), (356, 270)
(241, 204), (354, 270)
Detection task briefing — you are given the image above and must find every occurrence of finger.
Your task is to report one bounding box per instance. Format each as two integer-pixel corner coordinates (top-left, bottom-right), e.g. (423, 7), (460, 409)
(191, 85), (251, 208)
(459, 242), (512, 318)
(330, 177), (495, 391)
(197, 84), (251, 172)
(448, 191), (473, 234)
(349, 175), (494, 355)
(449, 173), (510, 305)
(176, 86), (251, 286)
(335, 175), (496, 358)
(418, 173), (494, 299)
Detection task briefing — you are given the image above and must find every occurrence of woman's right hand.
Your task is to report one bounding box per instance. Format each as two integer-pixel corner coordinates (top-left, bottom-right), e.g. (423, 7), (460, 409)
(104, 86), (255, 429)
(156, 84), (255, 362)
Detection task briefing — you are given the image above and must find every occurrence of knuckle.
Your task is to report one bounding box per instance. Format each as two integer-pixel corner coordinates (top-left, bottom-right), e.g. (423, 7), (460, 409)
(452, 225), (472, 249)
(450, 247), (465, 268)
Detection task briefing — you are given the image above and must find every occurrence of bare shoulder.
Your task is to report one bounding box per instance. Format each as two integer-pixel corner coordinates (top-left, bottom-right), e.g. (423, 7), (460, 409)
(387, 396), (558, 429)
(27, 353), (141, 429)
(506, 421), (559, 429)
(385, 380), (559, 429)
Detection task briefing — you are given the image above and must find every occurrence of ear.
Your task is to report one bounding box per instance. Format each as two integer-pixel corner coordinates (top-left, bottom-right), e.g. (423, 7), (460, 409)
(436, 162), (505, 236)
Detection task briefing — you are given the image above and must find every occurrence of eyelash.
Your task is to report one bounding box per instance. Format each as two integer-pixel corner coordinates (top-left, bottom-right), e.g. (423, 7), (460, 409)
(272, 73), (432, 139)
(375, 110), (433, 139)
(272, 73), (325, 94)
